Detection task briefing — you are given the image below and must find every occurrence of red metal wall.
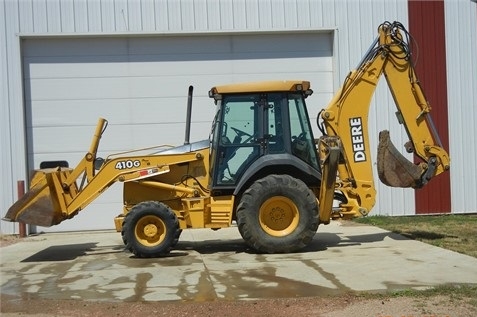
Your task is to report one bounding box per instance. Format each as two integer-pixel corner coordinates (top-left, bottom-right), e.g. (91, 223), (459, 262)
(408, 0), (451, 214)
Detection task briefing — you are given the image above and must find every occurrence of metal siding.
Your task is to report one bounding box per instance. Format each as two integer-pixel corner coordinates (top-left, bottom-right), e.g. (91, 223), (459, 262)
(18, 0), (34, 33)
(87, 0), (103, 32)
(409, 0), (451, 214)
(0, 0), (16, 235)
(2, 0), (476, 233)
(258, 1), (273, 29)
(74, 0), (89, 32)
(46, 0), (61, 32)
(59, 0), (75, 32)
(141, 0), (156, 31)
(167, 1), (182, 30)
(32, 0), (48, 32)
(445, 0), (477, 213)
(2, 0), (28, 235)
(245, 0), (259, 28)
(101, 0), (116, 32)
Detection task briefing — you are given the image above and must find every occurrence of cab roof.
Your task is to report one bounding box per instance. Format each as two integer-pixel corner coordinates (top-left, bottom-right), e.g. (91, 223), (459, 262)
(209, 80), (311, 96)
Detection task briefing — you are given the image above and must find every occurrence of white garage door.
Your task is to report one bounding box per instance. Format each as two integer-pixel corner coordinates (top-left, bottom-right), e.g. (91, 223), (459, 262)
(22, 32), (333, 232)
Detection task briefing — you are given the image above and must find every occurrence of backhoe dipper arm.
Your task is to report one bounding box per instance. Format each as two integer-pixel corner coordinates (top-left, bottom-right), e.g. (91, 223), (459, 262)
(319, 21), (450, 218)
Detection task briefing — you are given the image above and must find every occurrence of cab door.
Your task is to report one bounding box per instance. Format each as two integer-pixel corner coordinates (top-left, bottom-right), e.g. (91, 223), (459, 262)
(212, 94), (264, 188)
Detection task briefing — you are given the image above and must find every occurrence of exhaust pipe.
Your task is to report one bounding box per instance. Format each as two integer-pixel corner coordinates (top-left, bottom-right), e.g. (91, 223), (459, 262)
(184, 85), (193, 145)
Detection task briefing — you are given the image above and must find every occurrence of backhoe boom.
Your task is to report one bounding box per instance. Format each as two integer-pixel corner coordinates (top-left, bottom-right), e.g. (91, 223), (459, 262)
(319, 21), (450, 219)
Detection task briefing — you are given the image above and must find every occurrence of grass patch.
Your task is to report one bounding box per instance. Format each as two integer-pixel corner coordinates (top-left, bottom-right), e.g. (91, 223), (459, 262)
(359, 284), (477, 299)
(389, 284), (477, 299)
(354, 214), (477, 258)
(356, 285), (477, 310)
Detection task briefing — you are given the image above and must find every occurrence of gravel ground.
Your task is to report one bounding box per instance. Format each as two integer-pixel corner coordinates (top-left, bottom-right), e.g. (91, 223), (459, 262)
(2, 293), (477, 317)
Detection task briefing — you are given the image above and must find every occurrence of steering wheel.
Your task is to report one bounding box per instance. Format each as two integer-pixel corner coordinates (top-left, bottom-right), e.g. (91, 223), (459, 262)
(230, 127), (254, 144)
(231, 127), (252, 138)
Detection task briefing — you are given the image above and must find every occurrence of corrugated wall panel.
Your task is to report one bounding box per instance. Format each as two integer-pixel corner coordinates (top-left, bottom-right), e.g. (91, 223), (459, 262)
(46, 0), (61, 32)
(59, 1), (75, 32)
(19, 1), (34, 33)
(128, 0), (143, 31)
(2, 0), (29, 235)
(0, 0), (16, 235)
(100, 0), (116, 32)
(445, 0), (477, 213)
(32, 0), (48, 32)
(87, 0), (103, 32)
(2, 0), (476, 233)
(74, 0), (89, 32)
(141, 0), (156, 31)
(245, 0), (259, 28)
(409, 0), (451, 214)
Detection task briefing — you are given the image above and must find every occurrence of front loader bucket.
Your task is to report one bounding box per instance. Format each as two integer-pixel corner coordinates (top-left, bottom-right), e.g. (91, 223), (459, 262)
(3, 168), (77, 227)
(377, 130), (423, 188)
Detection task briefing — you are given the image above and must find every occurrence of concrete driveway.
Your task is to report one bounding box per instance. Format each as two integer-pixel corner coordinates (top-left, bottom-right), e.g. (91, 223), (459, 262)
(1, 221), (477, 302)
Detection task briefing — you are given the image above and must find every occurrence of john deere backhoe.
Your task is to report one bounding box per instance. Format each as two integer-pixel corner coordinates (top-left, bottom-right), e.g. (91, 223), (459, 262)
(4, 21), (450, 257)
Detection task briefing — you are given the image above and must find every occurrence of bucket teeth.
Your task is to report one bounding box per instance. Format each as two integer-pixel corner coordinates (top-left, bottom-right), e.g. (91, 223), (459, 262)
(377, 130), (423, 188)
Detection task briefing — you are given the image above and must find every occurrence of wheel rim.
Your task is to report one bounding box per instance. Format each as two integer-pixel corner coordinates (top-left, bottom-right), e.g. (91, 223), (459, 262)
(259, 196), (299, 237)
(134, 215), (167, 247)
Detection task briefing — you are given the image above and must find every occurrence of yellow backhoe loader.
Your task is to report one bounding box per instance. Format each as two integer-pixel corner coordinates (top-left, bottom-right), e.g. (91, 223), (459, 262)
(4, 21), (450, 257)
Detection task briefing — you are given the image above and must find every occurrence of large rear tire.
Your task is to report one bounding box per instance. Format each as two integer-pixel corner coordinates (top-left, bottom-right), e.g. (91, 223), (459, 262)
(121, 201), (181, 257)
(237, 174), (319, 253)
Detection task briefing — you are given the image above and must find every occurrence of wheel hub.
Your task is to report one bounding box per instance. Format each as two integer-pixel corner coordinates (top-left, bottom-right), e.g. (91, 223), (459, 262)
(269, 207), (286, 222)
(143, 224), (158, 238)
(259, 196), (299, 237)
(135, 215), (166, 246)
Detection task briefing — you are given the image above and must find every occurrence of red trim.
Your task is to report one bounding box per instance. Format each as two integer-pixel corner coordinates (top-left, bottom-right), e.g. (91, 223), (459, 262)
(408, 0), (451, 214)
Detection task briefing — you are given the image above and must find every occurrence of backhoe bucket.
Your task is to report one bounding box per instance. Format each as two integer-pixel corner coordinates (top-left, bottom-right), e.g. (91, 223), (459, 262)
(3, 168), (77, 227)
(377, 130), (423, 188)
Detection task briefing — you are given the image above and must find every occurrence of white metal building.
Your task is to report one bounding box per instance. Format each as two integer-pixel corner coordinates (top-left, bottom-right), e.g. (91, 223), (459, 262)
(1, 0), (476, 234)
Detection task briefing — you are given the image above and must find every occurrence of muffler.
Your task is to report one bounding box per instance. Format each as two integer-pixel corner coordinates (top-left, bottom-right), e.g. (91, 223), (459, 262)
(377, 130), (424, 188)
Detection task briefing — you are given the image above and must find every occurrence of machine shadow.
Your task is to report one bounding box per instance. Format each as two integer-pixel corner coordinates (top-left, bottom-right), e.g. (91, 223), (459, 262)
(21, 243), (98, 262)
(173, 229), (407, 256)
(20, 243), (125, 262)
(20, 229), (407, 261)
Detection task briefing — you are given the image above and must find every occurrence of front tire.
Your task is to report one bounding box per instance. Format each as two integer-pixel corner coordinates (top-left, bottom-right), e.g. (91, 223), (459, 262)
(237, 174), (319, 253)
(121, 201), (181, 257)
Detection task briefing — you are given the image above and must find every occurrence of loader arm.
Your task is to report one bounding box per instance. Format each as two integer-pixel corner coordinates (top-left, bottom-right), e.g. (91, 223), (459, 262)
(319, 21), (450, 220)
(4, 118), (207, 227)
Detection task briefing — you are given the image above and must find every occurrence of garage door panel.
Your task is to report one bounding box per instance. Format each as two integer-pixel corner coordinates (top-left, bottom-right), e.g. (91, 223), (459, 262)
(26, 74), (236, 101)
(110, 123), (190, 149)
(24, 56), (235, 79)
(31, 124), (212, 173)
(22, 38), (128, 57)
(232, 33), (331, 54)
(35, 196), (124, 232)
(23, 31), (333, 232)
(230, 56), (332, 74)
(25, 53), (331, 80)
(128, 36), (233, 55)
(30, 125), (125, 153)
(29, 96), (215, 128)
(30, 123), (205, 156)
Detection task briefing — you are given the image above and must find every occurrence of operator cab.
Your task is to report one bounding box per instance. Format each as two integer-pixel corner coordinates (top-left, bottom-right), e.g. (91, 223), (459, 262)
(208, 81), (320, 193)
